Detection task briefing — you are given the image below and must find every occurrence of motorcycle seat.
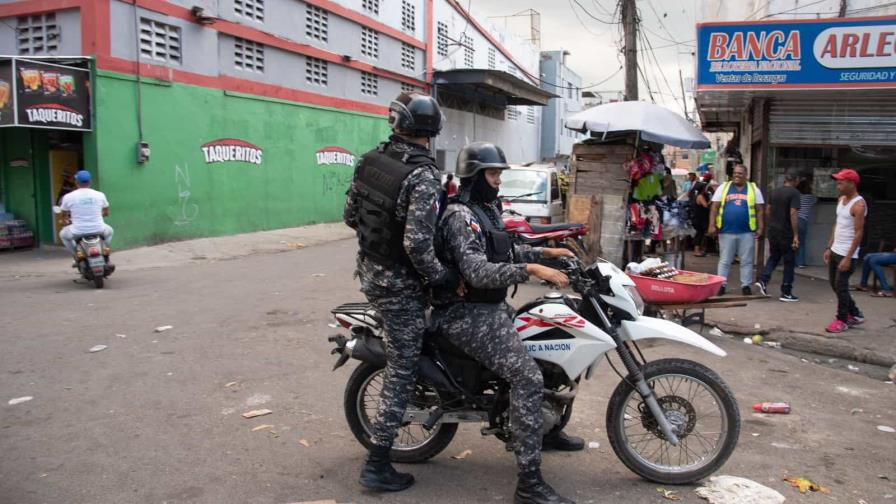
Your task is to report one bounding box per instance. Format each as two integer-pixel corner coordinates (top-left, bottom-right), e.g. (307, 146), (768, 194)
(528, 223), (585, 234)
(425, 330), (476, 361)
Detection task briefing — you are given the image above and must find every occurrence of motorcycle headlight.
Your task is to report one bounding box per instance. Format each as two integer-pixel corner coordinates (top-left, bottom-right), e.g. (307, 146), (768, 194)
(624, 285), (645, 316)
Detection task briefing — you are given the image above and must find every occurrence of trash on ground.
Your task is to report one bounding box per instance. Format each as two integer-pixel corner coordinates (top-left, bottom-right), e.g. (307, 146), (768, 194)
(282, 242), (306, 249)
(877, 425), (896, 433)
(783, 476), (831, 494)
(587, 441), (600, 449)
(752, 402), (791, 414)
(848, 364), (860, 372)
(311, 273), (326, 278)
(115, 334), (127, 338)
(742, 337), (753, 344)
(695, 475), (785, 504)
(154, 325), (173, 333)
(763, 341), (781, 349)
(8, 396), (33, 405)
(298, 438), (311, 447)
(242, 409), (273, 419)
(751, 335), (764, 345)
(751, 433), (760, 437)
(251, 424), (275, 432)
(88, 344), (108, 353)
(708, 327), (728, 338)
(889, 364), (896, 382)
(451, 449), (473, 460)
(851, 408), (864, 415)
(754, 323), (761, 329)
(225, 382), (238, 388)
(771, 442), (797, 449)
(656, 488), (682, 501)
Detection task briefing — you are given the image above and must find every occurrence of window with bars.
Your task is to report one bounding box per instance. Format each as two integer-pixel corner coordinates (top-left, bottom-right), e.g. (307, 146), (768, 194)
(436, 22), (448, 57)
(362, 0), (380, 16)
(234, 0), (264, 22)
(400, 43), (415, 71)
(306, 5), (328, 42)
(506, 106), (520, 121)
(234, 37), (264, 73)
(401, 0), (415, 33)
(487, 47), (495, 70)
(401, 82), (420, 94)
(139, 18), (181, 64)
(526, 106), (535, 125)
(462, 34), (473, 68)
(361, 71), (378, 96)
(306, 57), (328, 86)
(360, 27), (378, 59)
(16, 14), (59, 55)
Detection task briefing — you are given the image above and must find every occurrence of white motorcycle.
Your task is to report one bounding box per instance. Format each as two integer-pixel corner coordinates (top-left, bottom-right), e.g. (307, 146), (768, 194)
(328, 257), (740, 484)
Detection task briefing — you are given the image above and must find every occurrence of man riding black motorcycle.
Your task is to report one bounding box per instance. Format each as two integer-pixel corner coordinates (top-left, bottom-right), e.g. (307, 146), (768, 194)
(430, 142), (582, 504)
(343, 92), (460, 492)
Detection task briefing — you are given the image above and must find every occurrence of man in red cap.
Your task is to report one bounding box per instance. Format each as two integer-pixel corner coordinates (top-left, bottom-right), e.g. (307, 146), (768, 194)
(823, 168), (867, 333)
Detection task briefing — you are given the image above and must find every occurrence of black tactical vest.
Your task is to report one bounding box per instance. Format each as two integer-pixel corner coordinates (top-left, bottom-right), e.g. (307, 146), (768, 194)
(353, 141), (435, 267)
(463, 200), (514, 304)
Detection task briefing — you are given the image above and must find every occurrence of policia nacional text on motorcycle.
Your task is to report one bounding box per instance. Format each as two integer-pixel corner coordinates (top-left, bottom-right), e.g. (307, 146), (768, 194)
(343, 92), (461, 492)
(430, 142), (580, 504)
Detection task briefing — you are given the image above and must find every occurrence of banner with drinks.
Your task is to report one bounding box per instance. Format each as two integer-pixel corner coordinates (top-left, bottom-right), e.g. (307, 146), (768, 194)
(0, 58), (92, 131)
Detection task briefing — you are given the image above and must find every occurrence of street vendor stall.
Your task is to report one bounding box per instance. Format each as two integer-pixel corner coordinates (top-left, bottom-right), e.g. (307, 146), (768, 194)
(565, 101), (711, 268)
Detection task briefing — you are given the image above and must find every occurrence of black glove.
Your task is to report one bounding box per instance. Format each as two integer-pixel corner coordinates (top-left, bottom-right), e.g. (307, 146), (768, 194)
(430, 268), (461, 289)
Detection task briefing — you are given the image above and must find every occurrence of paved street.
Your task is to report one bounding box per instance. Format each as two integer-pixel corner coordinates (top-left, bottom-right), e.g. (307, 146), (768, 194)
(2, 234), (895, 504)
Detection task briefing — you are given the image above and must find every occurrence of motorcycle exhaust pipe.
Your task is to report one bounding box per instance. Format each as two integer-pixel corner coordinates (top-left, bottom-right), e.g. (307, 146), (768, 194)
(345, 336), (386, 368)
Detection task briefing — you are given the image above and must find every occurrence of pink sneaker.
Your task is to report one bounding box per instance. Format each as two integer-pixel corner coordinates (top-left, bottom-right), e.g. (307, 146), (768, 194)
(825, 319), (849, 333)
(847, 314), (865, 326)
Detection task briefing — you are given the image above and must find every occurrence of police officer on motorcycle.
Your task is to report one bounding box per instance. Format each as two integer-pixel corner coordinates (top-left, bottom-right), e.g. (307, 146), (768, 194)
(431, 142), (583, 504)
(343, 92), (460, 492)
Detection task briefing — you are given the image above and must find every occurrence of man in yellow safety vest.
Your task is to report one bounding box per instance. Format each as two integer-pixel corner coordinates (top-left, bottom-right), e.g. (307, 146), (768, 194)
(708, 164), (765, 296)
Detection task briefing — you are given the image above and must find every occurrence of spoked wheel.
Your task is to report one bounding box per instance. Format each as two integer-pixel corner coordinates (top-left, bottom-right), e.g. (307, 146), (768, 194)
(344, 362), (457, 463)
(606, 358), (740, 484)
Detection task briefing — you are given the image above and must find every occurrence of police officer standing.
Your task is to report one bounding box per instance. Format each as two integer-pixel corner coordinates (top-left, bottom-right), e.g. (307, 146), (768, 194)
(431, 142), (580, 504)
(344, 92), (459, 492)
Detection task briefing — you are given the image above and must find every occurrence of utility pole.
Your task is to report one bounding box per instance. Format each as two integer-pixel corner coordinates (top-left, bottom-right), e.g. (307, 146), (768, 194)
(679, 69), (689, 121)
(621, 0), (638, 101)
(838, 0), (847, 17)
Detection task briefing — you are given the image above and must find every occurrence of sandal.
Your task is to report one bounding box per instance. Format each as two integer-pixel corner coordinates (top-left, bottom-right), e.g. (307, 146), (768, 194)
(871, 290), (894, 297)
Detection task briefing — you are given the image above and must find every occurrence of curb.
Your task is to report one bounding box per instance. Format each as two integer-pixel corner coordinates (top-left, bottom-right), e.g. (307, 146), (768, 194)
(710, 321), (896, 367)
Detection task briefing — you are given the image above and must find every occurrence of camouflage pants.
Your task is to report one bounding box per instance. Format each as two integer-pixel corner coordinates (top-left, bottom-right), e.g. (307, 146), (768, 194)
(433, 302), (544, 473)
(365, 292), (427, 448)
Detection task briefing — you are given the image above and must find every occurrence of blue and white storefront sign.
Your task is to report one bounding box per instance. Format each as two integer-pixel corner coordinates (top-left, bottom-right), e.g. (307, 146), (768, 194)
(697, 16), (896, 90)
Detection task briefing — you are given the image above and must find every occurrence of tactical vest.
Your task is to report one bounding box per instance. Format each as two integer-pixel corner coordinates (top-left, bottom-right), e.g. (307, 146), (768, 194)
(353, 142), (435, 267)
(462, 200), (514, 304)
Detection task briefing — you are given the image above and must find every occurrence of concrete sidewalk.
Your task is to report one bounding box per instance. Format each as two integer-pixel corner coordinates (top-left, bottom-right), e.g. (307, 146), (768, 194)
(683, 252), (896, 367)
(0, 222), (355, 278)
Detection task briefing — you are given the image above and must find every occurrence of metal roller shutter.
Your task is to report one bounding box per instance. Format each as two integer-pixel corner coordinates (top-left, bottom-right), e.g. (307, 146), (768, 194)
(769, 95), (896, 146)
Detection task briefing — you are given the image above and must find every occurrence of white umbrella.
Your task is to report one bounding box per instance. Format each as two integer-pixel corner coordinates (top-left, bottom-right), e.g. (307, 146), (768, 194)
(565, 101), (710, 149)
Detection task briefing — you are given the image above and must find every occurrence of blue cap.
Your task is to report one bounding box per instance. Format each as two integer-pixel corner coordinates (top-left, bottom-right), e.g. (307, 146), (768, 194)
(75, 170), (91, 184)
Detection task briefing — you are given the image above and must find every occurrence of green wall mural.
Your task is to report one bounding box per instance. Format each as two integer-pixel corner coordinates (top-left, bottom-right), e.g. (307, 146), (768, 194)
(93, 71), (389, 248)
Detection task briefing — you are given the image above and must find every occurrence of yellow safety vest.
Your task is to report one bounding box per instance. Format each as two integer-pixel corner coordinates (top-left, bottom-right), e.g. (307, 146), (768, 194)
(716, 181), (757, 231)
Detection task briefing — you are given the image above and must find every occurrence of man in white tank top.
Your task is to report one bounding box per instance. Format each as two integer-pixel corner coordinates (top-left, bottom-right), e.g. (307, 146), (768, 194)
(823, 169), (866, 333)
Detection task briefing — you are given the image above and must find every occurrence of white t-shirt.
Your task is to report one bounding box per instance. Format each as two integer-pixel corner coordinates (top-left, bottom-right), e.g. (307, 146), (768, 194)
(60, 188), (109, 235)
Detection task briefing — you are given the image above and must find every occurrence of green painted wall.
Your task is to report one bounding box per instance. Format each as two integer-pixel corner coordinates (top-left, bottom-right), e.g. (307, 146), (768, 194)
(94, 71), (389, 248)
(0, 129), (40, 236)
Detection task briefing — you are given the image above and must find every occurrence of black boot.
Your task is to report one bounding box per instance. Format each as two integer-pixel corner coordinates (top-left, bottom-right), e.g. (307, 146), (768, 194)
(359, 444), (415, 492)
(542, 430), (585, 452)
(515, 469), (575, 504)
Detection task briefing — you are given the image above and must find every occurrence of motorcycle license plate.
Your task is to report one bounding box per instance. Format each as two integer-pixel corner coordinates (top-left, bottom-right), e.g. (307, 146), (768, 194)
(88, 257), (105, 267)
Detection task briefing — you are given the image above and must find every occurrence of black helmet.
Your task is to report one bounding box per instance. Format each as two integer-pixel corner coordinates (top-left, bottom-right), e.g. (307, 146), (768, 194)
(388, 92), (444, 137)
(455, 142), (510, 179)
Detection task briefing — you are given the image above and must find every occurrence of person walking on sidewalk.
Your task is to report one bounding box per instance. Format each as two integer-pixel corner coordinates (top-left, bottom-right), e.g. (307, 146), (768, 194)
(855, 244), (896, 297)
(343, 92), (460, 492)
(708, 164), (765, 296)
(756, 170), (801, 302)
(796, 176), (817, 268)
(823, 169), (867, 333)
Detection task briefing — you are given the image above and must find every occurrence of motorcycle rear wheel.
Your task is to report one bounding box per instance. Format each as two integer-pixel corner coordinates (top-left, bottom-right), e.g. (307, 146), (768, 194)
(606, 358), (740, 485)
(344, 362), (457, 463)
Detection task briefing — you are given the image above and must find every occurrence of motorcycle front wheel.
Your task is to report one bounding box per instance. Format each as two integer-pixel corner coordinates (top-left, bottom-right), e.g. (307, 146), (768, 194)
(606, 358), (740, 485)
(344, 362), (457, 463)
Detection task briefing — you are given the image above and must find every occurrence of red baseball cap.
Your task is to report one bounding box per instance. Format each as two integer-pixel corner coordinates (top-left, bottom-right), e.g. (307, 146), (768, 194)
(831, 168), (860, 184)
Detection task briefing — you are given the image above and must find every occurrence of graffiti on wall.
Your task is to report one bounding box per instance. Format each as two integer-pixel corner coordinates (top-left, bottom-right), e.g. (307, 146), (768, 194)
(174, 164), (199, 225)
(317, 146), (356, 196)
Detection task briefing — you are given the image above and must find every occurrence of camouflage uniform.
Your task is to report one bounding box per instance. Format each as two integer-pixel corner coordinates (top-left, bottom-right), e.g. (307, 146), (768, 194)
(344, 135), (449, 449)
(431, 200), (545, 473)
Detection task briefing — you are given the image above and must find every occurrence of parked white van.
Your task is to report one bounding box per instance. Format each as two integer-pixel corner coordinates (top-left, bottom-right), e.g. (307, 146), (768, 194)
(498, 165), (564, 224)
